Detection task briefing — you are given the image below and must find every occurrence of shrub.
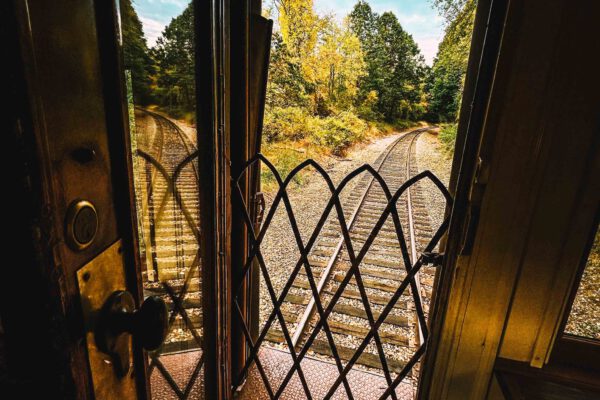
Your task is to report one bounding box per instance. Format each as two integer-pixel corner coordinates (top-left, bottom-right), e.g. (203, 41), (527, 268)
(439, 123), (458, 155)
(263, 106), (314, 142)
(264, 107), (369, 155)
(311, 112), (367, 155)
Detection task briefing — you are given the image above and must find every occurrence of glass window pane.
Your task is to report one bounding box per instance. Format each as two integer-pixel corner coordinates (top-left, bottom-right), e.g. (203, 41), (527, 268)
(118, 0), (204, 397)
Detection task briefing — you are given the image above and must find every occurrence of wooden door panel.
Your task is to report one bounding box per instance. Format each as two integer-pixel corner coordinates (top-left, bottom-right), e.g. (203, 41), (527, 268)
(12, 0), (146, 397)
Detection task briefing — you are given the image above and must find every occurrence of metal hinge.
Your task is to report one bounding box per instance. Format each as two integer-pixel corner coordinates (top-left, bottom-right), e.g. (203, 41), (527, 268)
(422, 252), (444, 266)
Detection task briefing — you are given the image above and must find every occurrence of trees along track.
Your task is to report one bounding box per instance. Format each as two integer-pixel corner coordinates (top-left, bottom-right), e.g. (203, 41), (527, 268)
(265, 127), (438, 376)
(136, 109), (202, 352)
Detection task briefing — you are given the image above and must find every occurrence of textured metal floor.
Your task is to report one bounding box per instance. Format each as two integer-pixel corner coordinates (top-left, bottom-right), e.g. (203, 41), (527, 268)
(150, 350), (204, 399)
(235, 347), (416, 400)
(151, 347), (415, 399)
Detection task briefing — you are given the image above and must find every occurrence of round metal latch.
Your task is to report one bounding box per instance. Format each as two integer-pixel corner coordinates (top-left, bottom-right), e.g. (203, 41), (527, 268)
(65, 200), (98, 251)
(96, 291), (169, 377)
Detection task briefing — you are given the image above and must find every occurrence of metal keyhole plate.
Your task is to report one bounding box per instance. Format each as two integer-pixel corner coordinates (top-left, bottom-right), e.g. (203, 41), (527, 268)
(66, 200), (98, 250)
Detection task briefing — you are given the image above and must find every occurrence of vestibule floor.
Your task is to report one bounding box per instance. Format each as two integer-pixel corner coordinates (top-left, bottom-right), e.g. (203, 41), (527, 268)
(150, 346), (415, 399)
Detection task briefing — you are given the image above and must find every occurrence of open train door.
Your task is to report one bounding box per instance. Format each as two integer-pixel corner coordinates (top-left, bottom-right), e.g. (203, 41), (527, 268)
(4, 0), (156, 397)
(2, 0), (229, 398)
(6, 0), (598, 398)
(3, 0), (270, 398)
(420, 0), (600, 398)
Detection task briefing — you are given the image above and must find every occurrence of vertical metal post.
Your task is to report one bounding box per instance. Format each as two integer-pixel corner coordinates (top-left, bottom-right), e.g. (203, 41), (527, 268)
(230, 0), (250, 384)
(196, 0), (232, 398)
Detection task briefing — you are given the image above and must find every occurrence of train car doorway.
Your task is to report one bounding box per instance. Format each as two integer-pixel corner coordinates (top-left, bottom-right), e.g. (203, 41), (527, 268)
(2, 0), (598, 399)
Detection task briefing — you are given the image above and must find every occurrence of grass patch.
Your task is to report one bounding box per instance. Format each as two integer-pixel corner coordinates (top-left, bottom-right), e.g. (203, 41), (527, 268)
(438, 123), (458, 156)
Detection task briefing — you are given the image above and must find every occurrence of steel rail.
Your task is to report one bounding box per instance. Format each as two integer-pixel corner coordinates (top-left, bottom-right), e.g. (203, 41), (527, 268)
(291, 127), (430, 347)
(231, 126), (453, 398)
(141, 110), (199, 225)
(158, 111), (200, 182)
(142, 108), (199, 178)
(405, 132), (426, 347)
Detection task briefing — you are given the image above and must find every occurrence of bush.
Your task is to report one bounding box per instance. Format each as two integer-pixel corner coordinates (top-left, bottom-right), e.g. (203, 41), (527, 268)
(439, 123), (458, 154)
(311, 112), (367, 155)
(263, 107), (314, 142)
(264, 107), (368, 156)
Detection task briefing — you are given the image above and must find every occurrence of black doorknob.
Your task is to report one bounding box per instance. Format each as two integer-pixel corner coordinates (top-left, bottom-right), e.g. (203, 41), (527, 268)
(96, 291), (168, 376)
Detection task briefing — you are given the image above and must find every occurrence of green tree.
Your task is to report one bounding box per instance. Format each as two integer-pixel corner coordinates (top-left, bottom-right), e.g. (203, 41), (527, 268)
(426, 63), (462, 120)
(349, 2), (427, 122)
(348, 0), (377, 47)
(428, 0), (476, 121)
(375, 12), (425, 120)
(272, 0), (366, 116)
(266, 32), (310, 109)
(349, 1), (381, 119)
(152, 3), (196, 116)
(120, 0), (154, 105)
(433, 0), (470, 26)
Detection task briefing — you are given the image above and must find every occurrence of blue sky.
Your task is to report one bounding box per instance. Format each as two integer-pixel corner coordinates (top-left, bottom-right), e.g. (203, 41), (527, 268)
(134, 0), (443, 65)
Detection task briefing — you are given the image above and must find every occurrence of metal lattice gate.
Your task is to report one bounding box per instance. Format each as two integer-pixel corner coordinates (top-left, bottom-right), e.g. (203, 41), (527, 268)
(231, 133), (452, 400)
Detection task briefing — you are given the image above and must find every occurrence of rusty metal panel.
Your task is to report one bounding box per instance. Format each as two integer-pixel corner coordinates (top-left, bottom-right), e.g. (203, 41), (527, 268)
(236, 348), (416, 400)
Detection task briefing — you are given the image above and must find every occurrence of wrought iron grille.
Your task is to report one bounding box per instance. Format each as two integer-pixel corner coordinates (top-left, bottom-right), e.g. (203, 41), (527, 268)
(232, 153), (452, 400)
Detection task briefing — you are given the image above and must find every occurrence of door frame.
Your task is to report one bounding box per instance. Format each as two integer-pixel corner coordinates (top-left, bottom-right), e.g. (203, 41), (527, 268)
(93, 0), (236, 397)
(94, 1), (149, 396)
(418, 0), (508, 396)
(6, 0), (231, 398)
(421, 0), (600, 398)
(195, 0), (233, 398)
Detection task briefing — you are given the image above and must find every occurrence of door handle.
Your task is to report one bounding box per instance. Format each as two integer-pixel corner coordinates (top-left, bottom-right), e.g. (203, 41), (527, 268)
(96, 290), (168, 377)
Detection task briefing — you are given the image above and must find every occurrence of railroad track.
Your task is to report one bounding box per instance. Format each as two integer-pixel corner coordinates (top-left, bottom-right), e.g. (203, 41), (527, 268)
(134, 109), (202, 353)
(133, 113), (439, 373)
(264, 127), (439, 377)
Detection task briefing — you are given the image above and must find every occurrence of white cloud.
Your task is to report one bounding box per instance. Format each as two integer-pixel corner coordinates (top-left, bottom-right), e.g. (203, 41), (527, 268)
(159, 0), (188, 6)
(396, 13), (428, 25)
(418, 35), (443, 65)
(140, 16), (165, 47)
